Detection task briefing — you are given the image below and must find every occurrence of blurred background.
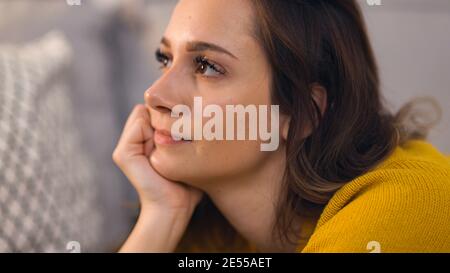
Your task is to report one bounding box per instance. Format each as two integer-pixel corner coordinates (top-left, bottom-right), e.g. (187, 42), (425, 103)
(0, 0), (448, 252)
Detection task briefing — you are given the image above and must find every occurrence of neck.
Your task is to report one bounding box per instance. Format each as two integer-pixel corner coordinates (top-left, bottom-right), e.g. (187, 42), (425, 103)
(201, 147), (300, 252)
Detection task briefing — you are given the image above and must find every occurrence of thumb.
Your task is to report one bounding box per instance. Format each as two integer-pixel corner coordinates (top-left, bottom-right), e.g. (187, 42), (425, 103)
(125, 117), (153, 147)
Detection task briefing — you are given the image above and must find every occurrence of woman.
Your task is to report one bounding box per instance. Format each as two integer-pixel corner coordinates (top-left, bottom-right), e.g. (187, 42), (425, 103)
(113, 0), (450, 253)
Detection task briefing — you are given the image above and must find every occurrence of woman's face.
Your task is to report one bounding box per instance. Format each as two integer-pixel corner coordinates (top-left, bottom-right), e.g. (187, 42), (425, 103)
(145, 0), (286, 186)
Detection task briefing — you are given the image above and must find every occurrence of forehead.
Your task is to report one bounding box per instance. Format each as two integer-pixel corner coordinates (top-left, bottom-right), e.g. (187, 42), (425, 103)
(164, 0), (256, 50)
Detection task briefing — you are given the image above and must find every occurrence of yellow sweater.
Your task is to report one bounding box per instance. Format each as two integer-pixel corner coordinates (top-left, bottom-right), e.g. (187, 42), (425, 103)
(297, 140), (450, 253)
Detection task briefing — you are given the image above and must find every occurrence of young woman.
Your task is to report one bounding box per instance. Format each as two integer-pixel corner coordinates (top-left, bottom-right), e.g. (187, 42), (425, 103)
(112, 0), (450, 253)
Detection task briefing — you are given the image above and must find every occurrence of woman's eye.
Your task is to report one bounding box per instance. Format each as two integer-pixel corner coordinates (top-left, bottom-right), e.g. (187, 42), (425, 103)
(194, 56), (226, 77)
(155, 49), (172, 69)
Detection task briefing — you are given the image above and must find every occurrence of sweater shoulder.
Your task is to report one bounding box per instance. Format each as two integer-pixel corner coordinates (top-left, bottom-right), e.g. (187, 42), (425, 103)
(301, 140), (450, 253)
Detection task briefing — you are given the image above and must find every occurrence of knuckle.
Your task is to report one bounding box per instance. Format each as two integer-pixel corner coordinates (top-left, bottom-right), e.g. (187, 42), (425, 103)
(134, 104), (145, 112)
(112, 149), (123, 165)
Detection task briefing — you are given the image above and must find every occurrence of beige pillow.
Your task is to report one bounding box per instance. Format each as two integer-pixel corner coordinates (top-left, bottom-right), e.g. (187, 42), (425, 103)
(0, 31), (101, 252)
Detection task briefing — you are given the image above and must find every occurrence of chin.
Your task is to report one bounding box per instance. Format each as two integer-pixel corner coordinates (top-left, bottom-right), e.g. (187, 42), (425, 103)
(150, 151), (180, 181)
(149, 149), (197, 182)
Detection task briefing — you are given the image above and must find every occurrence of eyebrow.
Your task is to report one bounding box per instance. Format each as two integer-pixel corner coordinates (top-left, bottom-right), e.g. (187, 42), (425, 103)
(160, 37), (237, 59)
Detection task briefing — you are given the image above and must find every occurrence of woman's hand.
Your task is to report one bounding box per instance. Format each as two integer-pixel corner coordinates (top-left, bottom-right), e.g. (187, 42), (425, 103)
(112, 104), (203, 252)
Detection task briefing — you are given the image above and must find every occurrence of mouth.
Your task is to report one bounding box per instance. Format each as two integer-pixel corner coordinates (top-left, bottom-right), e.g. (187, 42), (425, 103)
(154, 129), (192, 145)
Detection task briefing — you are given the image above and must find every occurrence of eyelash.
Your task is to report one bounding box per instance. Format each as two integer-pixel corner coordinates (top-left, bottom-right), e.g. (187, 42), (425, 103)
(155, 49), (171, 68)
(155, 49), (226, 77)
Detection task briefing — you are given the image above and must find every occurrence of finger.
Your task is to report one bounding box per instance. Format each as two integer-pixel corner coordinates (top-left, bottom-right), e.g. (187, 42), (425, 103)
(115, 118), (153, 164)
(120, 117), (153, 149)
(123, 104), (151, 134)
(119, 105), (151, 144)
(144, 138), (154, 157)
(113, 118), (154, 182)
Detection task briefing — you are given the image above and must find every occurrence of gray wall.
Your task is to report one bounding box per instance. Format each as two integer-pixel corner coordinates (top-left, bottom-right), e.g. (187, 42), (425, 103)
(361, 0), (450, 153)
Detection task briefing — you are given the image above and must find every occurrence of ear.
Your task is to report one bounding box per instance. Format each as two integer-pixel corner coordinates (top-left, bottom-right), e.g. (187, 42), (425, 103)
(281, 115), (290, 142)
(300, 83), (328, 139)
(280, 84), (327, 142)
(310, 83), (327, 118)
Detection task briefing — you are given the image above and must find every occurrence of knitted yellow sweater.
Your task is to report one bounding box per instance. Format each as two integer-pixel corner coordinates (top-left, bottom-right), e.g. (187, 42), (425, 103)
(297, 140), (450, 253)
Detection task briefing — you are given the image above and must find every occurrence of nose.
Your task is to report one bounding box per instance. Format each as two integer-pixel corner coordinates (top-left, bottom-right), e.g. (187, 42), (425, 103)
(145, 87), (170, 115)
(144, 76), (180, 115)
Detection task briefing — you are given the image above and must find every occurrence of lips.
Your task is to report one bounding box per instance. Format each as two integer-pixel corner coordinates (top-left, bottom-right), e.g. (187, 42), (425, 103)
(154, 129), (192, 145)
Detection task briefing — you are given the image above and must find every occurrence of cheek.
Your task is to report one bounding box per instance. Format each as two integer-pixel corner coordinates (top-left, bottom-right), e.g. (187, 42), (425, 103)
(149, 139), (270, 186)
(149, 148), (190, 181)
(193, 139), (270, 180)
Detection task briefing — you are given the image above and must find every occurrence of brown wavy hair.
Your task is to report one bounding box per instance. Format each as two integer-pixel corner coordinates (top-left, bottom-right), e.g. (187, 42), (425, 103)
(175, 0), (440, 252)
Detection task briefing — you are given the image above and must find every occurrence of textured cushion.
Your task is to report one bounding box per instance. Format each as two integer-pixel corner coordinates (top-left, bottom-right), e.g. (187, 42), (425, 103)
(0, 31), (101, 252)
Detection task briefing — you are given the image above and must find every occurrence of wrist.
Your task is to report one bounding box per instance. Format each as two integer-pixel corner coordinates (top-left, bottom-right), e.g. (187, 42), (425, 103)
(139, 202), (195, 221)
(136, 203), (194, 250)
(120, 204), (192, 253)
